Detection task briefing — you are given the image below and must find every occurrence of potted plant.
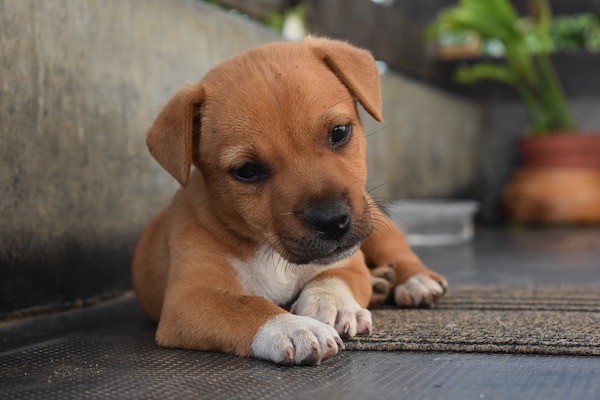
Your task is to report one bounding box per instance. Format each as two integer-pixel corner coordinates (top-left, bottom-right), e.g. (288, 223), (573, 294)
(428, 0), (600, 223)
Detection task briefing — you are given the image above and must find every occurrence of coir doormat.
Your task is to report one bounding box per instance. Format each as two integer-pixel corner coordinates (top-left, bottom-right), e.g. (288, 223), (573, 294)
(346, 285), (600, 356)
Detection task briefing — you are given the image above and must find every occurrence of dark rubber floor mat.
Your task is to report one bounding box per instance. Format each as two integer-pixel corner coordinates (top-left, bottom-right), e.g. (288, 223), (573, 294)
(347, 285), (600, 355)
(2, 330), (599, 400)
(1, 292), (599, 399)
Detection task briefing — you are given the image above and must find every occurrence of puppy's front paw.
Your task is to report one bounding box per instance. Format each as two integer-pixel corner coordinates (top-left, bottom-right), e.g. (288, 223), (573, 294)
(369, 265), (397, 306)
(251, 314), (343, 365)
(394, 274), (448, 308)
(291, 278), (372, 338)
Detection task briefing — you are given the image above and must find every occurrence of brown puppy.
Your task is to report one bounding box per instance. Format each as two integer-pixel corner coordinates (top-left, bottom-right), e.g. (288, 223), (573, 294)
(132, 37), (447, 365)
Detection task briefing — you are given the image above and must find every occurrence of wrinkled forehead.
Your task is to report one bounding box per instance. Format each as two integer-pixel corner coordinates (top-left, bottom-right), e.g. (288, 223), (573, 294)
(200, 49), (358, 145)
(205, 47), (355, 115)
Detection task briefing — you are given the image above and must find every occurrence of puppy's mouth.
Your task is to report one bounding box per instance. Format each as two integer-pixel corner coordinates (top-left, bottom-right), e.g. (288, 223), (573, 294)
(276, 231), (368, 265)
(273, 197), (373, 265)
(309, 243), (361, 265)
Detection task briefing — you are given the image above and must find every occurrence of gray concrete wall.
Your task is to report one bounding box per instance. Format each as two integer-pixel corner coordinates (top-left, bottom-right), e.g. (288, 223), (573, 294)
(0, 0), (483, 317)
(364, 73), (482, 200)
(0, 0), (279, 316)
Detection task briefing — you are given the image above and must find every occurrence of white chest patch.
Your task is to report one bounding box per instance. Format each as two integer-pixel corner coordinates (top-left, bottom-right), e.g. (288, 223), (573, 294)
(229, 244), (345, 306)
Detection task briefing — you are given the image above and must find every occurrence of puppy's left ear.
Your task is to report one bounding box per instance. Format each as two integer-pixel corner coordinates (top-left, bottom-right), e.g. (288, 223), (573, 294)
(307, 37), (383, 122)
(146, 82), (205, 187)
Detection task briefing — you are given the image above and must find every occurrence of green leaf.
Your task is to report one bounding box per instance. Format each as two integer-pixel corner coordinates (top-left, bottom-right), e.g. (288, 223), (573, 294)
(455, 63), (517, 85)
(427, 0), (577, 134)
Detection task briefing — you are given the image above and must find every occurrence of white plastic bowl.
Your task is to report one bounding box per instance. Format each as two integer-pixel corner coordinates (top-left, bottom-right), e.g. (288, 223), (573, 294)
(384, 200), (479, 246)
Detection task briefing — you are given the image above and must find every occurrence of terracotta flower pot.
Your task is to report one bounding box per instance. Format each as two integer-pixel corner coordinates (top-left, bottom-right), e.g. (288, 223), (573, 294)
(518, 132), (600, 168)
(503, 132), (600, 224)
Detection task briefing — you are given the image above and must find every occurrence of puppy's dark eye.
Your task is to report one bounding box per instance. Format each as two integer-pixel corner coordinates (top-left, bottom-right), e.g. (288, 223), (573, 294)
(231, 162), (267, 183)
(330, 125), (352, 149)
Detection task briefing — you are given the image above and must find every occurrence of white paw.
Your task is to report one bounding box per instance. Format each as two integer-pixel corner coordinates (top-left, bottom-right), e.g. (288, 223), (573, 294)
(394, 275), (447, 307)
(291, 278), (372, 338)
(251, 314), (343, 365)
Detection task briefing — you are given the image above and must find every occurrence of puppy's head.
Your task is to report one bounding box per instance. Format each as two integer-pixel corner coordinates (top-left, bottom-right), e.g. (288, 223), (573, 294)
(147, 37), (382, 265)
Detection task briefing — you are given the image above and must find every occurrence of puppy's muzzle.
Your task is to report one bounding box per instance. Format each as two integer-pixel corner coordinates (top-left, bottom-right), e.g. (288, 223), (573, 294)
(304, 199), (351, 241)
(274, 198), (366, 265)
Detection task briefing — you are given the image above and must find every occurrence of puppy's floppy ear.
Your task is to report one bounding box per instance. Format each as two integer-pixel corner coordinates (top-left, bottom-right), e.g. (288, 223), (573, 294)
(307, 37), (383, 122)
(146, 82), (204, 187)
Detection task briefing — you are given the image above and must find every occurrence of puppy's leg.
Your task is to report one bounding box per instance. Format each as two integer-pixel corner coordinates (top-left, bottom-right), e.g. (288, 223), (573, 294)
(361, 198), (448, 307)
(291, 252), (373, 338)
(157, 283), (343, 365)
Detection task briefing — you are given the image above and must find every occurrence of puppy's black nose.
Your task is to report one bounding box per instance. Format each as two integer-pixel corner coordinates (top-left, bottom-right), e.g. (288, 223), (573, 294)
(304, 200), (351, 241)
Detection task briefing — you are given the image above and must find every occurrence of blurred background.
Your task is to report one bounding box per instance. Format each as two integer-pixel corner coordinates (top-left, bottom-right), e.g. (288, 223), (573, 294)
(215, 0), (600, 226)
(1, 0), (599, 318)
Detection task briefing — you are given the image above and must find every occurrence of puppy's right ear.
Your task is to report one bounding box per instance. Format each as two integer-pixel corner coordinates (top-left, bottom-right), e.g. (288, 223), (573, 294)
(146, 82), (205, 187)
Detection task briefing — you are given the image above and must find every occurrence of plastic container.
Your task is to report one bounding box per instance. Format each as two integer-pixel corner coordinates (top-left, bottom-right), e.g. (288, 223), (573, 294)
(384, 200), (479, 246)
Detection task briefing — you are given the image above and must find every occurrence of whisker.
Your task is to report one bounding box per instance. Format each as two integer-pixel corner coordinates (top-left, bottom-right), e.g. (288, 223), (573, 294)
(367, 173), (391, 184)
(345, 179), (363, 194)
(256, 234), (279, 266)
(365, 179), (396, 197)
(365, 124), (390, 138)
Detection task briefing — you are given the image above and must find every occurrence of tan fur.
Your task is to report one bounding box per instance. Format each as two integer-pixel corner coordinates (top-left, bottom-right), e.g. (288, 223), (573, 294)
(132, 37), (446, 361)
(361, 202), (447, 285)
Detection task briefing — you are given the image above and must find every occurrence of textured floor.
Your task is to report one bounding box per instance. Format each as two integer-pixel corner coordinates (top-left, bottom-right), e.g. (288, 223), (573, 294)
(1, 228), (599, 399)
(347, 286), (600, 355)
